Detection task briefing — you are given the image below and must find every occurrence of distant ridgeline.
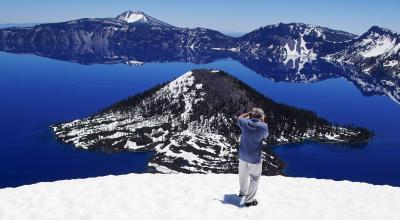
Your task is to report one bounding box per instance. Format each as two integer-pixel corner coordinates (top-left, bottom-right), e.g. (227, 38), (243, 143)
(1, 11), (399, 104)
(52, 69), (373, 175)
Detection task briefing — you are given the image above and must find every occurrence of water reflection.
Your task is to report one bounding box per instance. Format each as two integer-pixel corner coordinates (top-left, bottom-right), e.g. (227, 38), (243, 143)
(1, 41), (399, 104)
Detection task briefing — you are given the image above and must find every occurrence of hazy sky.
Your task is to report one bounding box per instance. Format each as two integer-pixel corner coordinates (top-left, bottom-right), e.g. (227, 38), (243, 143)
(1, 0), (399, 35)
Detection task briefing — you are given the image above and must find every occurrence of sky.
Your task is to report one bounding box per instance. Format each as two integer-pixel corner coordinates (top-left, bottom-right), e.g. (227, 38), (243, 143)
(0, 0), (399, 35)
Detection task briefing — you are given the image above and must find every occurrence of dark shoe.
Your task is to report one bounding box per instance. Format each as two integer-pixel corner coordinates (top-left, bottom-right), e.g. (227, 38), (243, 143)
(245, 200), (258, 207)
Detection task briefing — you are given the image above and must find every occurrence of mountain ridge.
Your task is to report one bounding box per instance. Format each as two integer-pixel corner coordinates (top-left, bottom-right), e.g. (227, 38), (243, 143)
(3, 10), (397, 76)
(324, 25), (400, 76)
(0, 10), (398, 103)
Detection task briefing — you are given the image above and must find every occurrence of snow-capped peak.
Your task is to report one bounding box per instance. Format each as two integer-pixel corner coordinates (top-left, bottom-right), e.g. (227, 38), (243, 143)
(354, 26), (400, 58)
(116, 11), (146, 23)
(115, 10), (175, 28)
(322, 25), (400, 75)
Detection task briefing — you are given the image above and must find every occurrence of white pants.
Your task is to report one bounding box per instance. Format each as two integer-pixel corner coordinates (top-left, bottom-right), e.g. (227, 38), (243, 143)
(239, 158), (262, 203)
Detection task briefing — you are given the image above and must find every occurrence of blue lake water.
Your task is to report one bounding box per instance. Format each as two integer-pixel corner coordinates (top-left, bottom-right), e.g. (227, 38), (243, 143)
(1, 51), (399, 188)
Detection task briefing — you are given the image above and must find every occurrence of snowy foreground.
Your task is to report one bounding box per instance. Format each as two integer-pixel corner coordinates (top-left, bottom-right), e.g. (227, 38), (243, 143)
(1, 174), (399, 220)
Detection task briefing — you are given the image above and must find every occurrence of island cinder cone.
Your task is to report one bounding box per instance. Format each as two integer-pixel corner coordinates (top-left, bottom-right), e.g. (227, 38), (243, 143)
(52, 69), (372, 175)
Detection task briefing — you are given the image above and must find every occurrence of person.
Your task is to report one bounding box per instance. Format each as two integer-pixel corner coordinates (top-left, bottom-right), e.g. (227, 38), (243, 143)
(236, 107), (269, 207)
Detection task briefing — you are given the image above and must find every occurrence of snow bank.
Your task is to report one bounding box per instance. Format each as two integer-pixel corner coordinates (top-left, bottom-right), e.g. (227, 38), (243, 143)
(0, 174), (399, 220)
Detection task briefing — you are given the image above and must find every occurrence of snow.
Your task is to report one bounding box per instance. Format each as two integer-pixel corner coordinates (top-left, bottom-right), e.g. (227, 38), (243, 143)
(195, 83), (203, 89)
(276, 136), (289, 142)
(124, 140), (144, 150)
(384, 60), (399, 67)
(148, 163), (178, 174)
(166, 71), (197, 122)
(360, 35), (396, 58)
(167, 149), (202, 163)
(324, 134), (340, 141)
(282, 54), (316, 75)
(115, 11), (174, 28)
(211, 47), (240, 52)
(283, 34), (316, 58)
(282, 34), (317, 74)
(125, 60), (144, 66)
(284, 40), (299, 56)
(117, 11), (145, 23)
(323, 29), (399, 70)
(1, 174), (399, 220)
(382, 80), (396, 87)
(228, 47), (240, 52)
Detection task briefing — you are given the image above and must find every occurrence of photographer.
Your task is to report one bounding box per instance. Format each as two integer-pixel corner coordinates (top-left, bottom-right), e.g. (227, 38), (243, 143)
(236, 108), (269, 207)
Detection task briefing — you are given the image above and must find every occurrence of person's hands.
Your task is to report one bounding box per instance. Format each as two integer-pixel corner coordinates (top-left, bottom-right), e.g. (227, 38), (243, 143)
(238, 112), (251, 118)
(262, 116), (267, 123)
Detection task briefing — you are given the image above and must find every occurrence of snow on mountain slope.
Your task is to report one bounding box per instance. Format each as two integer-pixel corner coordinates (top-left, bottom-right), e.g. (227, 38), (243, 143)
(1, 174), (399, 220)
(359, 34), (397, 58)
(324, 26), (400, 76)
(52, 69), (372, 175)
(116, 11), (176, 28)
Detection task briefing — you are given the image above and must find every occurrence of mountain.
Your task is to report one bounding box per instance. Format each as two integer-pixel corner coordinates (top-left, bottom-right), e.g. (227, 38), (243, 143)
(236, 23), (356, 59)
(0, 11), (233, 53)
(0, 11), (373, 71)
(115, 11), (176, 28)
(0, 11), (398, 103)
(52, 69), (372, 175)
(324, 26), (400, 77)
(0, 12), (356, 59)
(212, 23), (356, 73)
